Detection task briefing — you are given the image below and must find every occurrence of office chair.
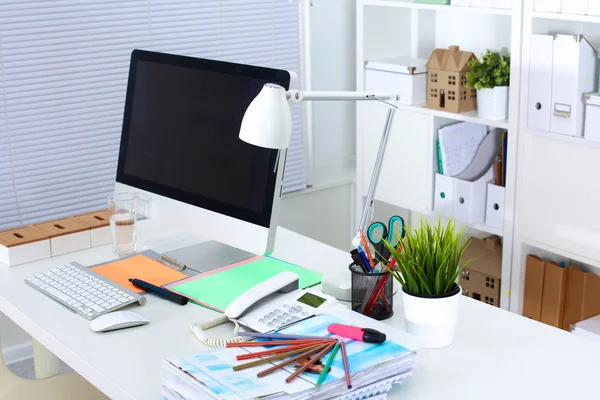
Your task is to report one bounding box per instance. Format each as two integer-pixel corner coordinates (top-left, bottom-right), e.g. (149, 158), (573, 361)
(0, 336), (108, 400)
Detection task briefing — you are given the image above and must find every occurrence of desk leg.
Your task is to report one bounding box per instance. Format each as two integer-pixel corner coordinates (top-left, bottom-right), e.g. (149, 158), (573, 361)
(32, 339), (61, 379)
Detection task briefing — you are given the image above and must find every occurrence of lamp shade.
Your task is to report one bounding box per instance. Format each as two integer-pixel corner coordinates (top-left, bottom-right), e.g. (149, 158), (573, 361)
(239, 83), (292, 149)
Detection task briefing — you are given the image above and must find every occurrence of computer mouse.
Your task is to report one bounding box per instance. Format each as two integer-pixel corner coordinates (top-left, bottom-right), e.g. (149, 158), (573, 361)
(89, 310), (150, 333)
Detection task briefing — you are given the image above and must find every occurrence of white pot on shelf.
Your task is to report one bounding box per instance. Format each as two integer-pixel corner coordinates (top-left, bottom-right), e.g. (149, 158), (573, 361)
(476, 86), (509, 120)
(401, 284), (461, 349)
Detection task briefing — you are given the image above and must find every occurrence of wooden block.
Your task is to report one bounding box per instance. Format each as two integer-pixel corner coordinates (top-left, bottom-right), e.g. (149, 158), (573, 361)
(582, 272), (600, 321)
(0, 226), (48, 247)
(523, 255), (546, 321)
(540, 261), (567, 328)
(72, 210), (109, 229)
(561, 266), (586, 331)
(34, 218), (89, 238)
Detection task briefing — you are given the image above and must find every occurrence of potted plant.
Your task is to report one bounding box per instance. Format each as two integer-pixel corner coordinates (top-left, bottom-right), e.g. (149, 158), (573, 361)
(383, 218), (472, 348)
(466, 50), (511, 120)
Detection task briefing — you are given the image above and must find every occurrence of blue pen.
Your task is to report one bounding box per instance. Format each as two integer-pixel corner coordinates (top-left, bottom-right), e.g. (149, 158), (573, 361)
(357, 247), (372, 272)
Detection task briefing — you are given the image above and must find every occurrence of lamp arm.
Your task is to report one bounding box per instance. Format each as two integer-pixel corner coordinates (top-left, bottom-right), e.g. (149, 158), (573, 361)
(352, 107), (396, 249)
(287, 90), (398, 103)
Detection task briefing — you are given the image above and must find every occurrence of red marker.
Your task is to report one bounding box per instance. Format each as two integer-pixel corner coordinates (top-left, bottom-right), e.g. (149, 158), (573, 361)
(327, 323), (386, 344)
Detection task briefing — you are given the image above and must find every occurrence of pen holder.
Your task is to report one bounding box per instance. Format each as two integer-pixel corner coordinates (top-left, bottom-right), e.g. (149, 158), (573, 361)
(349, 264), (394, 321)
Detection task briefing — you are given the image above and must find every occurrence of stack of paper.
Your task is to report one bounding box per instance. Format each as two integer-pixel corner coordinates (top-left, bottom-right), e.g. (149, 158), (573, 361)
(161, 310), (418, 400)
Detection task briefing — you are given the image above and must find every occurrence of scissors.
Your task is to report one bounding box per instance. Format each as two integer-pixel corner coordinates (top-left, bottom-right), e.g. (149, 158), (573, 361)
(367, 215), (406, 264)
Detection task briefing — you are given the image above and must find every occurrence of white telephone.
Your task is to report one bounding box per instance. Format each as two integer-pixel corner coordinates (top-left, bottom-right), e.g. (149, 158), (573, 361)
(191, 272), (342, 347)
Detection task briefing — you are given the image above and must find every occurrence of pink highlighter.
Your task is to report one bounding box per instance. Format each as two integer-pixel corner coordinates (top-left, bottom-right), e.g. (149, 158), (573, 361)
(327, 323), (387, 344)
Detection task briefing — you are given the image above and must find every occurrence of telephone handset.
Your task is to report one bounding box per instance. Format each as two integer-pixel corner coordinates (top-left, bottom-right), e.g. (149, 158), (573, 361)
(192, 272), (342, 346)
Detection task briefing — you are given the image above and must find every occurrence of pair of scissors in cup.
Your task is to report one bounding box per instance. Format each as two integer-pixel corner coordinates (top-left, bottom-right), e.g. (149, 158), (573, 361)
(367, 215), (406, 264)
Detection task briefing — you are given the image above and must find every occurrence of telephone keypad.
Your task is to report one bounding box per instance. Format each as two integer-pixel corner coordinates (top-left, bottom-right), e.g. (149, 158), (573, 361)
(260, 305), (308, 329)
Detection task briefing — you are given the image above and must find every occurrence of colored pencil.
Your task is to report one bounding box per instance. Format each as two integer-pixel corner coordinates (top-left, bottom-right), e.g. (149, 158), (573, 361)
(339, 341), (352, 389)
(237, 332), (331, 341)
(236, 341), (333, 361)
(227, 339), (333, 348)
(257, 344), (329, 378)
(316, 341), (341, 387)
(359, 230), (376, 270)
(233, 344), (325, 371)
(285, 341), (336, 383)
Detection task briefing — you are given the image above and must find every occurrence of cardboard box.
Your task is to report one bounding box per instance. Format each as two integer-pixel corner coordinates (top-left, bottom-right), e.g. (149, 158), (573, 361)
(459, 236), (502, 307)
(540, 261), (567, 328)
(0, 226), (51, 266)
(523, 255), (546, 321)
(34, 218), (91, 256)
(72, 210), (111, 247)
(426, 46), (477, 114)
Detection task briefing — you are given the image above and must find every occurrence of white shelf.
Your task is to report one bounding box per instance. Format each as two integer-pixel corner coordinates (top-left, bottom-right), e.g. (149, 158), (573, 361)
(532, 11), (600, 23)
(362, 0), (512, 16)
(527, 129), (600, 149)
(470, 222), (504, 237)
(398, 104), (510, 129)
(522, 238), (600, 270)
(372, 196), (505, 237)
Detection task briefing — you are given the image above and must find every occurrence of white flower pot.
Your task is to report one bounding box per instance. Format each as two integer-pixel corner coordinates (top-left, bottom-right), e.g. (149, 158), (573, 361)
(401, 285), (461, 348)
(476, 86), (509, 120)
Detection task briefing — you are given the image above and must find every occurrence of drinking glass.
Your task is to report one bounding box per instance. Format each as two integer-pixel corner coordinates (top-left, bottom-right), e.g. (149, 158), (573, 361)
(135, 193), (151, 219)
(108, 193), (137, 256)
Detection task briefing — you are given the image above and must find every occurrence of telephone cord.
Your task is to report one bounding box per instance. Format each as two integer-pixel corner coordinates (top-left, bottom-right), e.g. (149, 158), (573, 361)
(191, 314), (249, 347)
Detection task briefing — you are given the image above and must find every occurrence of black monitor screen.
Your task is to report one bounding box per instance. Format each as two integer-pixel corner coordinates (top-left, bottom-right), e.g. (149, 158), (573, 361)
(116, 50), (290, 228)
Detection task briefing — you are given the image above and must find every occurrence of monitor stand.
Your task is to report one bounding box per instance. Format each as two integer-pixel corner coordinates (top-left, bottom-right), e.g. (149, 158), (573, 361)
(161, 241), (255, 273)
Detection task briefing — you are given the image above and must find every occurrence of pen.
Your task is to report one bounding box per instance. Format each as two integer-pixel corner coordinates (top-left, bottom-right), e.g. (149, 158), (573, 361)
(128, 278), (188, 305)
(359, 231), (376, 270)
(356, 247), (372, 272)
(350, 249), (369, 273)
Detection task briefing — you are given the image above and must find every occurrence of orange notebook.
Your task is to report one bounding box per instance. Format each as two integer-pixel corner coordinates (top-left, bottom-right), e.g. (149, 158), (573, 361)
(92, 255), (188, 293)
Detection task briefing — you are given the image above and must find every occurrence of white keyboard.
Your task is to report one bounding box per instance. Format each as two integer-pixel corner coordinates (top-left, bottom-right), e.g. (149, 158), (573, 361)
(25, 262), (146, 320)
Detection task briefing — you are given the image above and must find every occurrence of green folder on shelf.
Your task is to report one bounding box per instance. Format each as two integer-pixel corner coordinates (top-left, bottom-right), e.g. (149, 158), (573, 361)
(167, 256), (322, 312)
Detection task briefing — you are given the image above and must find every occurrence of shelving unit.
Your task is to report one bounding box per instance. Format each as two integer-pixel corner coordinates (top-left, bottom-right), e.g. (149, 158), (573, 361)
(507, 0), (600, 313)
(355, 0), (523, 310)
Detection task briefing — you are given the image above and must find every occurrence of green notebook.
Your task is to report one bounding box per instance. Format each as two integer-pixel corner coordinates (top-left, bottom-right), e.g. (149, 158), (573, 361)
(170, 256), (322, 312)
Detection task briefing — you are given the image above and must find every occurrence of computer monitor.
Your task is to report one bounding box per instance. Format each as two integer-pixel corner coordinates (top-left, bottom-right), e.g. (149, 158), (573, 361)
(114, 50), (291, 256)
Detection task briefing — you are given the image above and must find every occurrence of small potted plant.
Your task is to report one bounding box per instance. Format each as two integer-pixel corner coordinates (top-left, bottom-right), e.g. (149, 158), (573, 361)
(383, 218), (472, 348)
(466, 50), (511, 120)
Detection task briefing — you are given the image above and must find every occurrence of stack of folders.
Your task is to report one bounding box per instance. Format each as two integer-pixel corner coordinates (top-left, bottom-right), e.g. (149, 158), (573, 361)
(161, 310), (418, 400)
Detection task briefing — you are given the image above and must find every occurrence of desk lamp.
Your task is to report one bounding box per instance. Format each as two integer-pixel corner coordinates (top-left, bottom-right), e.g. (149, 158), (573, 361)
(239, 83), (399, 248)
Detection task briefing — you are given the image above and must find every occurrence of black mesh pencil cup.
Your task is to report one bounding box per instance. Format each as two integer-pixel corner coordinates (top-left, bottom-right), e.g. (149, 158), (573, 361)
(349, 263), (394, 321)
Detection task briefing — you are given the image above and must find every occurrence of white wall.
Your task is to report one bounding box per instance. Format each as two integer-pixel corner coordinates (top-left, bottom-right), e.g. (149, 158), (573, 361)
(309, 0), (356, 177)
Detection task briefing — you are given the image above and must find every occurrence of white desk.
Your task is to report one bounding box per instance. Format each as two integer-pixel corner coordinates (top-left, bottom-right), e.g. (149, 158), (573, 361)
(1, 220), (600, 399)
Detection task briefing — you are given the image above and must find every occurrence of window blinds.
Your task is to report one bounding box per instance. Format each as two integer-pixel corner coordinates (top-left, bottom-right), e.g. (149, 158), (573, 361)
(0, 0), (306, 231)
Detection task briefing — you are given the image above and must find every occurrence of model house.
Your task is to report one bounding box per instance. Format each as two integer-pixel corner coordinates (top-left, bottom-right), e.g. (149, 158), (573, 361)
(426, 45), (477, 113)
